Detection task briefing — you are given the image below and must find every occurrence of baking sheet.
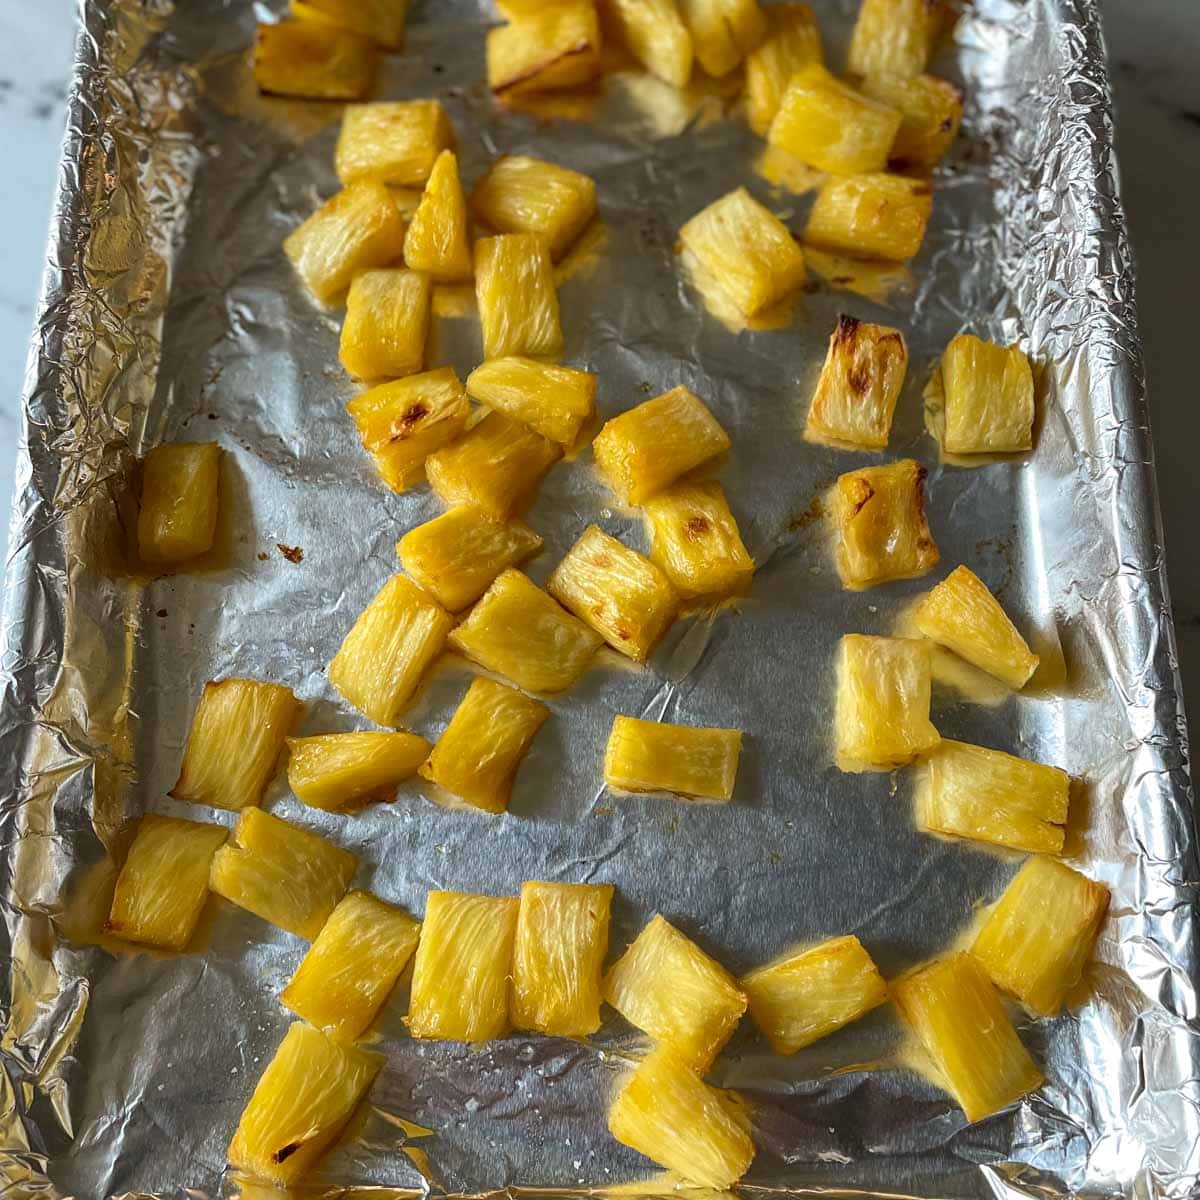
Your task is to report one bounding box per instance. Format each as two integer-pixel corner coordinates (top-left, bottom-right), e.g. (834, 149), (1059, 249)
(1, 0), (1197, 1196)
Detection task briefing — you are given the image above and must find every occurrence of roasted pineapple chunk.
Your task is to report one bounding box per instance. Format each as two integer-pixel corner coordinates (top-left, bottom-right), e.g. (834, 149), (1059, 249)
(487, 2), (603, 97)
(448, 569), (603, 693)
(606, 0), (693, 89)
(253, 20), (376, 101)
(466, 356), (596, 446)
(228, 1021), (382, 1186)
(547, 526), (679, 661)
(105, 815), (227, 951)
(915, 566), (1040, 689)
(604, 716), (742, 802)
(137, 441), (221, 564)
(939, 335), (1035, 455)
(172, 679), (301, 811)
(292, 0), (407, 50)
(832, 458), (938, 589)
(283, 181), (406, 305)
(847, 0), (944, 80)
(402, 149), (472, 283)
(891, 953), (1043, 1123)
(916, 739), (1069, 854)
(286, 731), (431, 812)
(472, 156), (597, 262)
(329, 574), (453, 726)
(679, 0), (767, 78)
(679, 187), (806, 319)
(406, 890), (520, 1041)
(603, 913), (748, 1069)
(835, 634), (939, 771)
(512, 880), (614, 1036)
(210, 807), (358, 939)
(593, 386), (730, 505)
(335, 100), (455, 187)
(420, 677), (550, 813)
(339, 268), (431, 380)
(282, 889), (421, 1041)
(805, 172), (933, 262)
(475, 233), (563, 360)
(860, 73), (963, 167)
(745, 3), (823, 135)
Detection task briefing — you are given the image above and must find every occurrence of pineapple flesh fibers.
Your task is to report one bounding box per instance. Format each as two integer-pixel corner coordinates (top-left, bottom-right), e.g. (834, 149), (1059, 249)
(602, 913), (748, 1069)
(472, 156), (597, 262)
(608, 1045), (755, 1189)
(973, 856), (1110, 1016)
(847, 0), (944, 79)
(448, 569), (603, 693)
(511, 880), (614, 1037)
(171, 678), (301, 812)
(742, 934), (888, 1055)
(348, 366), (469, 492)
(835, 634), (939, 771)
(403, 149), (473, 283)
(228, 1021), (382, 1186)
(475, 233), (563, 360)
(466, 357), (596, 447)
(419, 676), (550, 813)
(604, 715), (742, 802)
(940, 334), (1035, 454)
(547, 525), (679, 662)
(329, 574), (453, 726)
(832, 458), (938, 588)
(334, 100), (455, 187)
(293, 0), (408, 50)
(406, 890), (520, 1041)
(805, 172), (933, 262)
(593, 386), (731, 505)
(679, 0), (767, 78)
(209, 807), (358, 940)
(106, 815), (228, 952)
(253, 21), (376, 100)
(891, 952), (1043, 1123)
(745, 4), (823, 136)
(915, 565), (1040, 689)
(137, 442), (221, 564)
(679, 187), (806, 319)
(860, 73), (963, 167)
(487, 2), (603, 97)
(917, 739), (1069, 854)
(282, 889), (421, 1041)
(807, 314), (908, 449)
(286, 731), (431, 812)
(606, 0), (693, 89)
(283, 181), (406, 305)
(339, 268), (431, 380)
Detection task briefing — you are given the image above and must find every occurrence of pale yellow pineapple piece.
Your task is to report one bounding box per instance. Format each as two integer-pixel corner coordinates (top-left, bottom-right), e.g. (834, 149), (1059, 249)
(512, 881), (614, 1036)
(679, 0), (767, 77)
(847, 0), (945, 79)
(292, 0), (407, 50)
(605, 0), (693, 89)
(403, 149), (472, 283)
(603, 913), (748, 1069)
(604, 716), (741, 801)
(745, 3), (823, 135)
(466, 356), (596, 446)
(472, 156), (597, 262)
(940, 334), (1035, 454)
(339, 268), (431, 380)
(860, 73), (963, 167)
(335, 100), (455, 187)
(286, 731), (431, 812)
(891, 952), (1043, 1123)
(282, 889), (421, 1041)
(475, 233), (563, 360)
(138, 442), (221, 564)
(254, 20), (376, 100)
(806, 172), (933, 262)
(105, 815), (227, 951)
(406, 890), (520, 1041)
(487, 2), (603, 97)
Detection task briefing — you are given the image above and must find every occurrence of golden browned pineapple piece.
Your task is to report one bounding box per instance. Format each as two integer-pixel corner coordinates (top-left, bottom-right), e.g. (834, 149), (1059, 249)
(286, 731), (431, 812)
(419, 677), (550, 813)
(292, 0), (407, 50)
(605, 0), (693, 88)
(608, 1045), (755, 1189)
(860, 73), (963, 167)
(403, 149), (472, 283)
(228, 1021), (382, 1186)
(466, 357), (596, 446)
(916, 739), (1069, 854)
(282, 889), (421, 1041)
(406, 890), (520, 1041)
(137, 442), (221, 565)
(679, 0), (767, 77)
(915, 565), (1040, 688)
(891, 953), (1043, 1123)
(832, 458), (938, 588)
(448, 569), (603, 693)
(283, 181), (406, 305)
(512, 880), (614, 1036)
(939, 334), (1035, 455)
(604, 715), (742, 801)
(335, 100), (455, 187)
(210, 807), (358, 939)
(171, 679), (301, 811)
(847, 0), (945, 79)
(835, 634), (939, 771)
(745, 3), (823, 135)
(487, 2), (603, 97)
(472, 156), (597, 262)
(805, 172), (933, 262)
(253, 20), (376, 100)
(603, 913), (748, 1069)
(679, 187), (806, 318)
(105, 815), (228, 951)
(339, 268), (431, 380)
(475, 234), (563, 360)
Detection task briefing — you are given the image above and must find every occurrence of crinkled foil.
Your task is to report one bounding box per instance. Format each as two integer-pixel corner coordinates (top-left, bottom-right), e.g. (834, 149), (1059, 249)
(0, 0), (1195, 1196)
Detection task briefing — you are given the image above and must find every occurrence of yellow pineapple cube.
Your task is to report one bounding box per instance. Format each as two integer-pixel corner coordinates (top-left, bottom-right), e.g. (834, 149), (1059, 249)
(406, 890), (519, 1041)
(860, 73), (963, 167)
(171, 679), (301, 812)
(679, 0), (767, 78)
(745, 3), (823, 135)
(605, 0), (693, 89)
(939, 334), (1035, 454)
(448, 569), (603, 693)
(487, 3), (603, 98)
(334, 100), (455, 187)
(805, 172), (933, 262)
(137, 442), (221, 565)
(512, 880), (613, 1036)
(253, 20), (376, 101)
(286, 731), (431, 812)
(291, 0), (407, 50)
(472, 156), (597, 262)
(835, 634), (939, 771)
(679, 187), (806, 318)
(915, 565), (1039, 689)
(604, 715), (741, 801)
(916, 739), (1069, 854)
(402, 149), (472, 283)
(847, 0), (945, 80)
(339, 268), (431, 380)
(329, 574), (453, 726)
(602, 913), (747, 1069)
(210, 807), (358, 939)
(891, 953), (1043, 1123)
(228, 1021), (381, 1186)
(466, 356), (596, 446)
(475, 233), (563, 360)
(419, 677), (550, 813)
(105, 815), (227, 951)
(282, 889), (421, 1041)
